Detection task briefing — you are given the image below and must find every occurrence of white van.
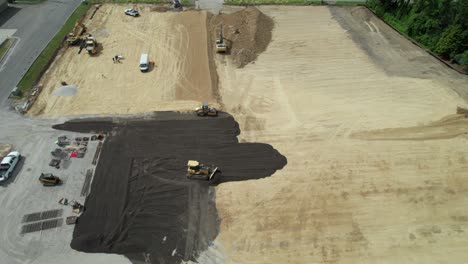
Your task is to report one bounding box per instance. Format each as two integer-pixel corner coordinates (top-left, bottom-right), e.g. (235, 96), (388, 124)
(139, 54), (149, 72)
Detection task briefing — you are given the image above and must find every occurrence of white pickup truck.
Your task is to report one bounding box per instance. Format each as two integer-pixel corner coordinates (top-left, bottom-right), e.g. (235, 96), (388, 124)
(0, 151), (21, 182)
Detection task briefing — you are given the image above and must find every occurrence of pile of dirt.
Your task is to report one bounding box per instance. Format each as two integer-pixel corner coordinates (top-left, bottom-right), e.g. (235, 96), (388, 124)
(211, 7), (274, 68)
(456, 106), (468, 117)
(54, 112), (286, 264)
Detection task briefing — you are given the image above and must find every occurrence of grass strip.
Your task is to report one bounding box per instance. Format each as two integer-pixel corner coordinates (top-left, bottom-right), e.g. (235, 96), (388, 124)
(17, 3), (90, 93)
(0, 38), (15, 62)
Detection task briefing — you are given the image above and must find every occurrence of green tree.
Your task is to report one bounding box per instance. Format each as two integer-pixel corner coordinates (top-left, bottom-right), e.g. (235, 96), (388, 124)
(434, 24), (465, 58)
(455, 51), (468, 69)
(454, 0), (468, 27)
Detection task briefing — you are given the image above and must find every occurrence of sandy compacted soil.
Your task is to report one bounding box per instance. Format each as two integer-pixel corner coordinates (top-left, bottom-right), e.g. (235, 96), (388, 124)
(211, 5), (468, 264)
(29, 5), (216, 117)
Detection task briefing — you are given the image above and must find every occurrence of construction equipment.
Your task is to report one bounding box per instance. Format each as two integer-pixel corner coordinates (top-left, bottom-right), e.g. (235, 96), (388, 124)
(49, 159), (61, 169)
(70, 200), (84, 214)
(39, 173), (61, 186)
(51, 148), (68, 159)
(85, 35), (98, 55)
(66, 22), (86, 46)
(173, 0), (182, 9)
(66, 216), (78, 225)
(195, 102), (218, 117)
(216, 25), (227, 53)
(56, 136), (70, 147)
(186, 160), (218, 181)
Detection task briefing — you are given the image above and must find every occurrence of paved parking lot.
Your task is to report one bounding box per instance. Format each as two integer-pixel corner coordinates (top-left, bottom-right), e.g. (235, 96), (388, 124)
(0, 111), (129, 264)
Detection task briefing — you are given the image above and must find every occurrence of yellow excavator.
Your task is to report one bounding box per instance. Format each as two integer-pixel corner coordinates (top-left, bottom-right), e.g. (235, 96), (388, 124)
(215, 25), (227, 53)
(67, 22), (86, 46)
(186, 160), (218, 181)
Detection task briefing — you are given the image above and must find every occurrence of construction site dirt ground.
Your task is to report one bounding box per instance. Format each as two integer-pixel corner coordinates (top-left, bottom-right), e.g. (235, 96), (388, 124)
(13, 3), (468, 264)
(209, 5), (468, 264)
(28, 4), (217, 117)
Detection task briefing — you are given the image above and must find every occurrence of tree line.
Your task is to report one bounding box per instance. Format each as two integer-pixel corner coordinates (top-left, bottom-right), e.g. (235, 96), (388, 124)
(368, 0), (468, 69)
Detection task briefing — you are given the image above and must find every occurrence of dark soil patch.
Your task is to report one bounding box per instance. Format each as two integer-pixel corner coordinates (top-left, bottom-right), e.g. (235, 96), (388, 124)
(210, 7), (274, 68)
(150, 5), (169, 12)
(53, 112), (286, 264)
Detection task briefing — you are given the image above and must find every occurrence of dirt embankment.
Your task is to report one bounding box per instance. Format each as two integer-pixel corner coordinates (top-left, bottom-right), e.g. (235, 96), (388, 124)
(352, 113), (468, 141)
(53, 113), (286, 264)
(210, 7), (274, 68)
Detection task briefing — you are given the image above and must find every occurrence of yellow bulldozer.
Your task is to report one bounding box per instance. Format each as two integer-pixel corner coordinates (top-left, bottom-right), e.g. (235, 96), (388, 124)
(215, 25), (227, 53)
(186, 160), (218, 181)
(67, 22), (86, 46)
(39, 173), (61, 186)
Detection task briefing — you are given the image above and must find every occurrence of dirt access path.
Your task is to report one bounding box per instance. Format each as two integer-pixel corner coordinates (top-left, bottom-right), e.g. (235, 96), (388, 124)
(29, 4), (216, 117)
(210, 6), (468, 264)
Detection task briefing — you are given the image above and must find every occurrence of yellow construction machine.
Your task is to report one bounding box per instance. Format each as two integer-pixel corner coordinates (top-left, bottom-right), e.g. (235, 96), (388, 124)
(186, 160), (218, 181)
(67, 23), (86, 46)
(215, 25), (227, 53)
(39, 173), (61, 186)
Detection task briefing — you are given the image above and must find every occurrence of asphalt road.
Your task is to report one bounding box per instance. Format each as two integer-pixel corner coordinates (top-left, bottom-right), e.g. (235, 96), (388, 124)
(0, 0), (81, 107)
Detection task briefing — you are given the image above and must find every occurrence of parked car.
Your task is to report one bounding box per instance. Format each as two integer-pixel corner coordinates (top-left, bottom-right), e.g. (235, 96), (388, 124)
(0, 151), (21, 182)
(124, 8), (140, 17)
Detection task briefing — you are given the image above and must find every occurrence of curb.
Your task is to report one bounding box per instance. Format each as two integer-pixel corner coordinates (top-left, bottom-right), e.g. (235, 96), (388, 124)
(364, 6), (467, 75)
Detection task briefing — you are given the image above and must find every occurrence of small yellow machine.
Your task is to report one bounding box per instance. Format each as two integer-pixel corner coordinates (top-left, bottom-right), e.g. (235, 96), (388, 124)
(39, 173), (61, 186)
(66, 23), (86, 46)
(215, 25), (227, 53)
(186, 160), (218, 181)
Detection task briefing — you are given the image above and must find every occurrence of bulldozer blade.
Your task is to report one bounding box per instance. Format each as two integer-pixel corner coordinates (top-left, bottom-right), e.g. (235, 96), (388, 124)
(208, 167), (218, 181)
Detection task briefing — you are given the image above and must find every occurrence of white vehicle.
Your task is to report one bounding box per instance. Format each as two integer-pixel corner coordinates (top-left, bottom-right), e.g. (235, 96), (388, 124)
(124, 8), (140, 17)
(139, 54), (149, 72)
(0, 151), (21, 182)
